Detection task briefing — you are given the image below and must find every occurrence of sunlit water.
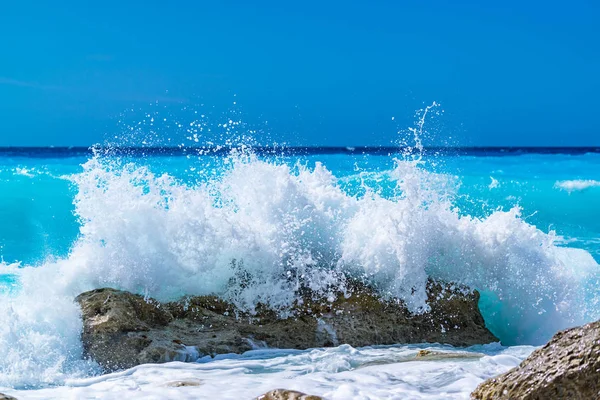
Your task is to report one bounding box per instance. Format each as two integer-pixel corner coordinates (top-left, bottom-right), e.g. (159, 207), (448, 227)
(0, 148), (598, 398)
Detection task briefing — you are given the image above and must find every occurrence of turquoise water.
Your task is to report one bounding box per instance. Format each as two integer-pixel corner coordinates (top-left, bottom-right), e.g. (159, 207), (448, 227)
(2, 151), (599, 265)
(0, 148), (599, 390)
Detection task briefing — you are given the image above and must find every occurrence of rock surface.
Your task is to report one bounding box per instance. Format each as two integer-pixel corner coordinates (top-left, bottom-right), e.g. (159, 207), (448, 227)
(256, 389), (323, 399)
(163, 379), (202, 387)
(414, 349), (485, 361)
(471, 320), (600, 400)
(0, 394), (17, 400)
(76, 280), (498, 371)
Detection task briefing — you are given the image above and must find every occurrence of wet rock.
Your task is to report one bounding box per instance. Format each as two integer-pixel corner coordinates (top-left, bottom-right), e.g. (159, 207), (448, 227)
(414, 349), (485, 360)
(307, 280), (498, 349)
(356, 348), (485, 369)
(471, 320), (600, 400)
(256, 389), (323, 400)
(76, 287), (173, 370)
(163, 379), (202, 387)
(76, 280), (498, 371)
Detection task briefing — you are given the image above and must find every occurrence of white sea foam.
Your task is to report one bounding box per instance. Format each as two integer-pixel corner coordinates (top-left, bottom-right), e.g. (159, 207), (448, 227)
(14, 167), (35, 177)
(488, 176), (499, 189)
(554, 179), (600, 193)
(0, 151), (598, 388)
(0, 344), (535, 400)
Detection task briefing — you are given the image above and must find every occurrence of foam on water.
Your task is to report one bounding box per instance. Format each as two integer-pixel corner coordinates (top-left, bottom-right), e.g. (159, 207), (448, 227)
(554, 179), (600, 193)
(0, 146), (599, 389)
(0, 343), (535, 400)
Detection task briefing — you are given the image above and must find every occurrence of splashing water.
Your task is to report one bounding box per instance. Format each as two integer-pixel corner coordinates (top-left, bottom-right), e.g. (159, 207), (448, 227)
(404, 101), (441, 158)
(0, 108), (599, 389)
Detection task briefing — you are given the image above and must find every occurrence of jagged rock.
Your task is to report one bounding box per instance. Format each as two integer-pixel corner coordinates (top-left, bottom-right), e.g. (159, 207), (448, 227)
(0, 394), (17, 400)
(471, 320), (600, 400)
(76, 287), (174, 371)
(256, 389), (323, 400)
(76, 280), (498, 371)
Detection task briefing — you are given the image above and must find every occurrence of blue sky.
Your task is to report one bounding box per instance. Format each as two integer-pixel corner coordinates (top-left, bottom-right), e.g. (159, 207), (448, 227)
(0, 0), (598, 147)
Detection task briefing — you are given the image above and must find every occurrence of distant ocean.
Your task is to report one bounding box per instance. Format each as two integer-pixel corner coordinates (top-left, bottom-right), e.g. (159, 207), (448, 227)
(0, 145), (599, 399)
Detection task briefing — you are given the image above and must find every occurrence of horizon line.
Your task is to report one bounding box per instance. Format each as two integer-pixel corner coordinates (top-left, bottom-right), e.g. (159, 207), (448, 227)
(1, 145), (599, 149)
(0, 145), (599, 157)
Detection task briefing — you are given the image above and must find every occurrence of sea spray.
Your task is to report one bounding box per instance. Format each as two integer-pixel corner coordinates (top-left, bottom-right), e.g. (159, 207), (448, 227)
(0, 120), (599, 388)
(35, 154), (600, 331)
(65, 150), (600, 341)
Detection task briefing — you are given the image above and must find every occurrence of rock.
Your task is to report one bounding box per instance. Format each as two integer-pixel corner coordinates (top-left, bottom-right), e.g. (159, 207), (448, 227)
(77, 287), (173, 370)
(163, 379), (202, 387)
(471, 320), (600, 400)
(414, 349), (485, 360)
(0, 394), (17, 400)
(357, 348), (486, 369)
(76, 280), (498, 371)
(256, 389), (323, 400)
(308, 280), (498, 349)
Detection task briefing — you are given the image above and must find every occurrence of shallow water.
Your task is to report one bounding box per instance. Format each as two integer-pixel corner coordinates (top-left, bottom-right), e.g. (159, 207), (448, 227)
(0, 343), (535, 400)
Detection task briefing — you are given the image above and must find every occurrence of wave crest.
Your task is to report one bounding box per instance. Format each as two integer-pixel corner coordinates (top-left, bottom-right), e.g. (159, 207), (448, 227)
(65, 154), (600, 340)
(0, 151), (598, 387)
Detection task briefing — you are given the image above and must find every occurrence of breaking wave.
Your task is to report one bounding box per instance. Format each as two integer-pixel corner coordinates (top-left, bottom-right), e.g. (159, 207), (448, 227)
(0, 148), (599, 388)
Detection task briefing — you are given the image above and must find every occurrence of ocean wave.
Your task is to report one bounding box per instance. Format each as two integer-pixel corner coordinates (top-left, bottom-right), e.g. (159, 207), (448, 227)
(0, 151), (598, 387)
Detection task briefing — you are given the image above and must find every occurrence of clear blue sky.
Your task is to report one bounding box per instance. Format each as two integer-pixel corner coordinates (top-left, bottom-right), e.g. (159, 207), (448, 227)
(1, 0), (599, 147)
